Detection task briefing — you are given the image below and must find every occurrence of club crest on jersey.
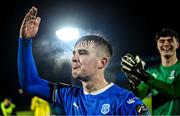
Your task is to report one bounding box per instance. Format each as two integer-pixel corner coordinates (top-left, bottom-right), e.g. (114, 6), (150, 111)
(152, 73), (157, 78)
(101, 104), (110, 114)
(169, 70), (175, 80)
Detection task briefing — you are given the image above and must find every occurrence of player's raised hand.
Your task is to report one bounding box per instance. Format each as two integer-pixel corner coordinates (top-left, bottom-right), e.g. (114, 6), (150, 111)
(19, 6), (41, 39)
(121, 53), (148, 82)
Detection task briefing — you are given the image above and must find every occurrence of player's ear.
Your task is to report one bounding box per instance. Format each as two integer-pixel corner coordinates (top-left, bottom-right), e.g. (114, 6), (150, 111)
(176, 40), (179, 49)
(98, 57), (108, 69)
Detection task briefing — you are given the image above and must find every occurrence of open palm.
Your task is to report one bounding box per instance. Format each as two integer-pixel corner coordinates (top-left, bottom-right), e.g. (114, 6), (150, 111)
(20, 6), (41, 39)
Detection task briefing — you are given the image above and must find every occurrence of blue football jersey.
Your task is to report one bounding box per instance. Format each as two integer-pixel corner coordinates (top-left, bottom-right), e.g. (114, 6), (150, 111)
(18, 39), (150, 115)
(55, 83), (149, 115)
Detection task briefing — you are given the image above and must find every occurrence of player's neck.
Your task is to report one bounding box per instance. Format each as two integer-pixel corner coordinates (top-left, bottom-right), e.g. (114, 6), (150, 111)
(161, 54), (178, 66)
(81, 77), (110, 94)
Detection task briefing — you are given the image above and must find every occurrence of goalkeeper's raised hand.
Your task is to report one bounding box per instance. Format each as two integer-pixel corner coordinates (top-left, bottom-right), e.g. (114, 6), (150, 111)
(121, 53), (150, 82)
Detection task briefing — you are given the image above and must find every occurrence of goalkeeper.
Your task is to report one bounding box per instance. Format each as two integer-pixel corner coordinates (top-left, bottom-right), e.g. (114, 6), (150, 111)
(121, 28), (180, 115)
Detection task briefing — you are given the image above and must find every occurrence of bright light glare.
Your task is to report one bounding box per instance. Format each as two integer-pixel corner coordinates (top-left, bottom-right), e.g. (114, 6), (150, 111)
(56, 27), (80, 41)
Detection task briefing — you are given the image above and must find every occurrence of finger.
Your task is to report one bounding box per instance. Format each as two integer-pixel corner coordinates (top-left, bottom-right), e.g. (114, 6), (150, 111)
(121, 56), (134, 67)
(126, 53), (134, 58)
(135, 55), (146, 68)
(126, 54), (136, 64)
(25, 9), (33, 22)
(121, 59), (133, 68)
(21, 13), (29, 28)
(25, 7), (37, 23)
(123, 54), (136, 65)
(34, 17), (41, 27)
(141, 61), (146, 68)
(128, 79), (136, 89)
(135, 55), (141, 63)
(121, 65), (132, 72)
(30, 6), (38, 19)
(128, 79), (135, 86)
(127, 74), (139, 81)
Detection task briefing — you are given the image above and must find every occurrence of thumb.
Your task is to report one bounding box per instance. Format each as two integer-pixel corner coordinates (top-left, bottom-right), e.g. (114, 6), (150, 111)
(135, 55), (146, 68)
(135, 55), (141, 63)
(35, 17), (41, 27)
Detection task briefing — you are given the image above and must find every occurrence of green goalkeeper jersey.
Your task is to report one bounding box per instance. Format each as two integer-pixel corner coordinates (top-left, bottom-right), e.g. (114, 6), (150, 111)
(138, 60), (180, 115)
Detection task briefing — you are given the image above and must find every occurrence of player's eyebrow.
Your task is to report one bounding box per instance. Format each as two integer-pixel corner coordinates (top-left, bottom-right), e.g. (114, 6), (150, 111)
(72, 49), (89, 55)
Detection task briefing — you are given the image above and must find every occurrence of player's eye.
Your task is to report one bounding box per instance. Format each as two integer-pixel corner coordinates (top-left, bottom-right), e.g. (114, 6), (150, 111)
(72, 51), (75, 56)
(159, 39), (164, 43)
(79, 50), (88, 55)
(167, 39), (173, 43)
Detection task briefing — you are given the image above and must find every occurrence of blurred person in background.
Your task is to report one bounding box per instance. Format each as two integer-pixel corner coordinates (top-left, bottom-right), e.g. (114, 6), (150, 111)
(31, 96), (51, 116)
(0, 97), (16, 116)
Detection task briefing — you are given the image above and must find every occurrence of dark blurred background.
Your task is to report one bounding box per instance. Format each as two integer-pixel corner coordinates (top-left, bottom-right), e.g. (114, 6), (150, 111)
(0, 0), (179, 112)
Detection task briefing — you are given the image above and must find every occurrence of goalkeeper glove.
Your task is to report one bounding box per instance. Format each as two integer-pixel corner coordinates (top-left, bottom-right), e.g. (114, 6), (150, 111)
(126, 73), (141, 90)
(121, 53), (150, 82)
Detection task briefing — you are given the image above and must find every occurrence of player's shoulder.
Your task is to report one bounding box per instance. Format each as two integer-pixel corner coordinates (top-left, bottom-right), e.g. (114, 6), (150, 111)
(110, 84), (130, 95)
(122, 92), (150, 115)
(146, 64), (160, 73)
(147, 64), (160, 70)
(110, 84), (136, 101)
(57, 82), (82, 96)
(112, 85), (150, 115)
(111, 84), (132, 95)
(176, 60), (180, 64)
(124, 91), (143, 105)
(174, 60), (180, 68)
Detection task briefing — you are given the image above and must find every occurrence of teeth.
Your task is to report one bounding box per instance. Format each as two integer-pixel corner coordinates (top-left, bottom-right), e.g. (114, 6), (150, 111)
(163, 49), (170, 51)
(161, 46), (172, 51)
(162, 49), (170, 51)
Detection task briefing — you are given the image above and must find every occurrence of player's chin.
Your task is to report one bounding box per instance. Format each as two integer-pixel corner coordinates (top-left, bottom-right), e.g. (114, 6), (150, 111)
(161, 51), (174, 56)
(72, 73), (77, 78)
(72, 71), (80, 79)
(72, 73), (87, 81)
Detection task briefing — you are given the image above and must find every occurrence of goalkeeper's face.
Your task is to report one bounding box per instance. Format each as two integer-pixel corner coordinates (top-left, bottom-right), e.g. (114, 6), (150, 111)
(71, 41), (106, 81)
(157, 36), (179, 57)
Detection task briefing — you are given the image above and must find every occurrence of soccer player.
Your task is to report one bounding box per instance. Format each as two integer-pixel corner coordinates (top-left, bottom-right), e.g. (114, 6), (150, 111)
(30, 96), (51, 116)
(121, 28), (180, 115)
(0, 97), (16, 116)
(18, 6), (149, 115)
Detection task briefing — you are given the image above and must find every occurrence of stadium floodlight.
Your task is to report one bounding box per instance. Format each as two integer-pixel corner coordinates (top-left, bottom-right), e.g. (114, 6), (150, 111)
(56, 27), (80, 41)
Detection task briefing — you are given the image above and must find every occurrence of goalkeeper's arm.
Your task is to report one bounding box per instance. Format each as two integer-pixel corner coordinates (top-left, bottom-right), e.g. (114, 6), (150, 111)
(126, 73), (150, 99)
(121, 53), (180, 99)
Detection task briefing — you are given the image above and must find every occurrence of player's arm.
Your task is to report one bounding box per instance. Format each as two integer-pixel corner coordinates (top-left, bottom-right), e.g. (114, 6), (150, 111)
(121, 53), (180, 99)
(134, 82), (150, 99)
(117, 92), (150, 115)
(121, 55), (150, 99)
(125, 73), (150, 99)
(143, 74), (180, 99)
(18, 6), (52, 101)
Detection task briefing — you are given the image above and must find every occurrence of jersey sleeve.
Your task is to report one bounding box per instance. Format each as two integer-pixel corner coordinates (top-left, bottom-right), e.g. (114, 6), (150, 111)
(135, 82), (150, 99)
(145, 66), (180, 99)
(118, 92), (150, 115)
(18, 38), (51, 101)
(52, 83), (81, 114)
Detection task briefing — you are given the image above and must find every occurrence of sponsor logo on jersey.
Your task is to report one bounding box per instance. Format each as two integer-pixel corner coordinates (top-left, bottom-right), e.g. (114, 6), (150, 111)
(101, 104), (110, 114)
(73, 102), (79, 110)
(127, 97), (137, 104)
(136, 104), (149, 114)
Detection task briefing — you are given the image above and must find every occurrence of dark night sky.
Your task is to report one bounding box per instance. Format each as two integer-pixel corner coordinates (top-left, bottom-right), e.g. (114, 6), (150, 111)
(1, 0), (180, 110)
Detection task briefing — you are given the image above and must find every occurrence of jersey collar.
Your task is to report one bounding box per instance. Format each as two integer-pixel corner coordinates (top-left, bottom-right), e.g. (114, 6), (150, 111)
(83, 83), (114, 95)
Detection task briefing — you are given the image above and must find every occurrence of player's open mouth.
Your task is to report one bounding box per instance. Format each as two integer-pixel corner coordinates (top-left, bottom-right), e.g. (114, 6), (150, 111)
(161, 46), (172, 51)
